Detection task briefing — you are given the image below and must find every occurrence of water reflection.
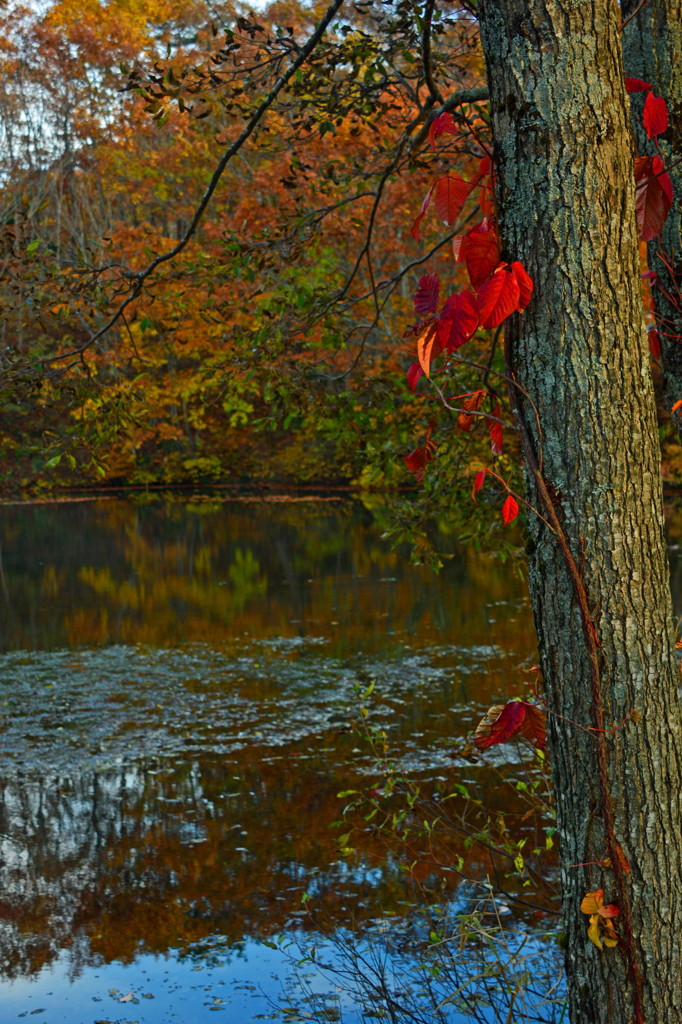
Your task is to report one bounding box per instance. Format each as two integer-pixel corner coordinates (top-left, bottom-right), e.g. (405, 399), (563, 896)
(0, 496), (544, 1020)
(0, 754), (398, 980)
(0, 496), (530, 654)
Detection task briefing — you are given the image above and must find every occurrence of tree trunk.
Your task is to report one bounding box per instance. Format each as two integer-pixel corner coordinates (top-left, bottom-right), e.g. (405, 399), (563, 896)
(622, 0), (682, 428)
(475, 0), (682, 1021)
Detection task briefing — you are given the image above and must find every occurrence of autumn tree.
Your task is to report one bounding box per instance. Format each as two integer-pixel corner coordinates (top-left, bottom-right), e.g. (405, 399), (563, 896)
(0, 0), (488, 491)
(4, 2), (682, 1016)
(470, 0), (682, 1020)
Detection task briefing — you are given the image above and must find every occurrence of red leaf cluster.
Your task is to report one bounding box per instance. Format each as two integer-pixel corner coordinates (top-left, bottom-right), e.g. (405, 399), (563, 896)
(412, 173), (472, 240)
(408, 284), (480, 380)
(625, 77), (651, 93)
(624, 75), (668, 137)
(404, 159), (536, 507)
(474, 700), (547, 751)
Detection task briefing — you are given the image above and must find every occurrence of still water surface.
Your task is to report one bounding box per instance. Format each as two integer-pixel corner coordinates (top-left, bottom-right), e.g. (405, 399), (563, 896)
(0, 495), (585, 1022)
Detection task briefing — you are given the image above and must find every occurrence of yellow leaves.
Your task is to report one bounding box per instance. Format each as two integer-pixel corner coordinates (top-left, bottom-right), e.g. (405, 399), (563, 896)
(580, 889), (619, 950)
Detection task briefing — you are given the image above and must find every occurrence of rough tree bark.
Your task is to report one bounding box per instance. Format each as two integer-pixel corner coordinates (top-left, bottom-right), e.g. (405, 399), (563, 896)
(622, 0), (682, 428)
(475, 0), (682, 1021)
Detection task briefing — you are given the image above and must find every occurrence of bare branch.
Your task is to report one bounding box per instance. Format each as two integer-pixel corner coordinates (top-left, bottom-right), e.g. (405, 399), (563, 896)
(420, 0), (443, 105)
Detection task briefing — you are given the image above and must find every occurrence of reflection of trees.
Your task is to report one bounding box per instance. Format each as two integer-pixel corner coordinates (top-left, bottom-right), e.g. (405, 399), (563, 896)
(0, 750), (438, 980)
(0, 736), (553, 982)
(0, 498), (534, 656)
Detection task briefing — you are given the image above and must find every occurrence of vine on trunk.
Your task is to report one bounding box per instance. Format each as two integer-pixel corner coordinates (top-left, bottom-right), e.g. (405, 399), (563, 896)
(403, 75), (675, 1024)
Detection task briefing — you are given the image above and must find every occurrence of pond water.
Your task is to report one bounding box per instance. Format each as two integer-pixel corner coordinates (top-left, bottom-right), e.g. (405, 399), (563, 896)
(0, 493), (617, 1023)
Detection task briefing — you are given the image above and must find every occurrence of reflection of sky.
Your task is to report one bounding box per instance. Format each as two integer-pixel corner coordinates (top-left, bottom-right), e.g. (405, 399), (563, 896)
(0, 942), (328, 1024)
(0, 925), (564, 1024)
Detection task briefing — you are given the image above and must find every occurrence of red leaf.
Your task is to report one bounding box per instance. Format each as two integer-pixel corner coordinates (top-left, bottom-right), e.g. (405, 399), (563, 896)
(404, 426), (437, 483)
(416, 322), (441, 377)
(434, 174), (469, 226)
(478, 155), (491, 178)
(472, 468), (486, 500)
(656, 157), (674, 206)
(643, 92), (668, 138)
(519, 703), (547, 749)
(414, 273), (440, 316)
(648, 328), (661, 359)
(406, 362), (424, 391)
(429, 111), (458, 149)
(487, 401), (503, 455)
(437, 291), (479, 351)
(478, 183), (494, 218)
(477, 266), (521, 328)
(467, 156), (492, 191)
(635, 155), (673, 241)
(404, 443), (434, 482)
(459, 221), (501, 290)
(411, 183), (435, 242)
(457, 389), (487, 431)
(474, 701), (546, 750)
(625, 77), (651, 93)
(474, 703), (523, 749)
(501, 493), (519, 525)
(510, 261), (534, 310)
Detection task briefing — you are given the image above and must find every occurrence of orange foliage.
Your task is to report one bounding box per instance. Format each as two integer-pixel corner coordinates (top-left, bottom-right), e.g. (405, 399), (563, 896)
(0, 0), (487, 492)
